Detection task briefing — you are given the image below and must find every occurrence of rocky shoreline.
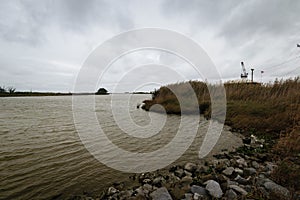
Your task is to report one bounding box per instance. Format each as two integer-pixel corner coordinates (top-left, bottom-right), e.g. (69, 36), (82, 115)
(69, 135), (299, 200)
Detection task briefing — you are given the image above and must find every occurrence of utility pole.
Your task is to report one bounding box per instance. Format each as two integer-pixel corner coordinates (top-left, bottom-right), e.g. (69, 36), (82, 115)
(251, 68), (254, 83)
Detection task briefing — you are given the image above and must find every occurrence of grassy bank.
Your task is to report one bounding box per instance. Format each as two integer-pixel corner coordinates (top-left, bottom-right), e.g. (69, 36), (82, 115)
(143, 78), (299, 138)
(142, 77), (300, 192)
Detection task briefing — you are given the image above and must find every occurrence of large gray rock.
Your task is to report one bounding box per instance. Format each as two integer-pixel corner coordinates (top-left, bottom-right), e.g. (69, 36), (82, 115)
(204, 180), (223, 198)
(222, 167), (235, 176)
(150, 187), (173, 200)
(263, 180), (290, 199)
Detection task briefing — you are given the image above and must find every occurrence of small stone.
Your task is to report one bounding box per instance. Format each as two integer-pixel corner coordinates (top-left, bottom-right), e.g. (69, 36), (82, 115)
(143, 184), (153, 191)
(225, 189), (237, 200)
(258, 186), (269, 198)
(229, 185), (248, 196)
(264, 162), (277, 173)
(201, 174), (216, 182)
(242, 137), (251, 144)
(213, 159), (230, 168)
(119, 190), (133, 199)
(142, 178), (152, 184)
(236, 158), (248, 167)
(175, 169), (184, 178)
(234, 175), (250, 185)
(204, 180), (223, 198)
(184, 170), (193, 177)
(244, 185), (252, 193)
(135, 186), (145, 195)
(197, 166), (209, 174)
(222, 167), (235, 176)
(211, 160), (220, 167)
(227, 180), (238, 186)
(244, 167), (257, 176)
(150, 187), (173, 200)
(135, 193), (147, 200)
(193, 193), (200, 200)
(181, 176), (193, 186)
(184, 193), (193, 200)
(190, 185), (207, 196)
(153, 176), (165, 187)
(256, 177), (270, 187)
(251, 161), (260, 169)
(257, 153), (268, 162)
(215, 163), (226, 173)
(234, 168), (244, 175)
(169, 165), (179, 173)
(107, 187), (118, 196)
(184, 163), (197, 172)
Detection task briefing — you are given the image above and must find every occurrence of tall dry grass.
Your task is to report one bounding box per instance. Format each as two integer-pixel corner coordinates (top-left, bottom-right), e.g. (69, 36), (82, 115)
(143, 77), (300, 137)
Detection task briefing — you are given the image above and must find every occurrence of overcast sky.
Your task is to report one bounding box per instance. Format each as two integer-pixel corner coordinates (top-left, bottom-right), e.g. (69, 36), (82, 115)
(0, 0), (299, 92)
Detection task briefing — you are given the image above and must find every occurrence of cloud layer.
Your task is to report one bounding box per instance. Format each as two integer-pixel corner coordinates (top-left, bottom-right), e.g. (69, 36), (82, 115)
(0, 0), (299, 92)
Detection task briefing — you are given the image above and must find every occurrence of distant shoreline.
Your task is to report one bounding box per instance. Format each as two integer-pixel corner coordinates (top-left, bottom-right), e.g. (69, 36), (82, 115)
(0, 92), (150, 97)
(0, 92), (73, 97)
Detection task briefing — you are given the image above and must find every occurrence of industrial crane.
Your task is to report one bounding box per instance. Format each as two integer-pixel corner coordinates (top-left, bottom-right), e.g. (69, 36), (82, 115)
(240, 62), (248, 79)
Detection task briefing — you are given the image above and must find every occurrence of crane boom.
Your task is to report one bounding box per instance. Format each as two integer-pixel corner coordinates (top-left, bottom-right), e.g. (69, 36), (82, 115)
(240, 61), (248, 79)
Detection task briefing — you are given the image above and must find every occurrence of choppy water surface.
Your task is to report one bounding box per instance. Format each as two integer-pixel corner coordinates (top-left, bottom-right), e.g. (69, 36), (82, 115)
(0, 95), (242, 199)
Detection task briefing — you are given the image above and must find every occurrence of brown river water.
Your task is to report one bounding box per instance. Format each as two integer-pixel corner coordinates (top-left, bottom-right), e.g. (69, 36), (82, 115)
(0, 94), (242, 199)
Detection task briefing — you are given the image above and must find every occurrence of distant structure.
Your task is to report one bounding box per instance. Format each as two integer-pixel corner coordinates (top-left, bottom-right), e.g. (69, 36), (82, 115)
(297, 44), (300, 48)
(240, 62), (248, 79)
(239, 62), (258, 84)
(251, 68), (254, 83)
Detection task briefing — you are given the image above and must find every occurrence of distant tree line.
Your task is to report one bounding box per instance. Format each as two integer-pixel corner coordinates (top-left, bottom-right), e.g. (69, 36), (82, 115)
(0, 86), (16, 94)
